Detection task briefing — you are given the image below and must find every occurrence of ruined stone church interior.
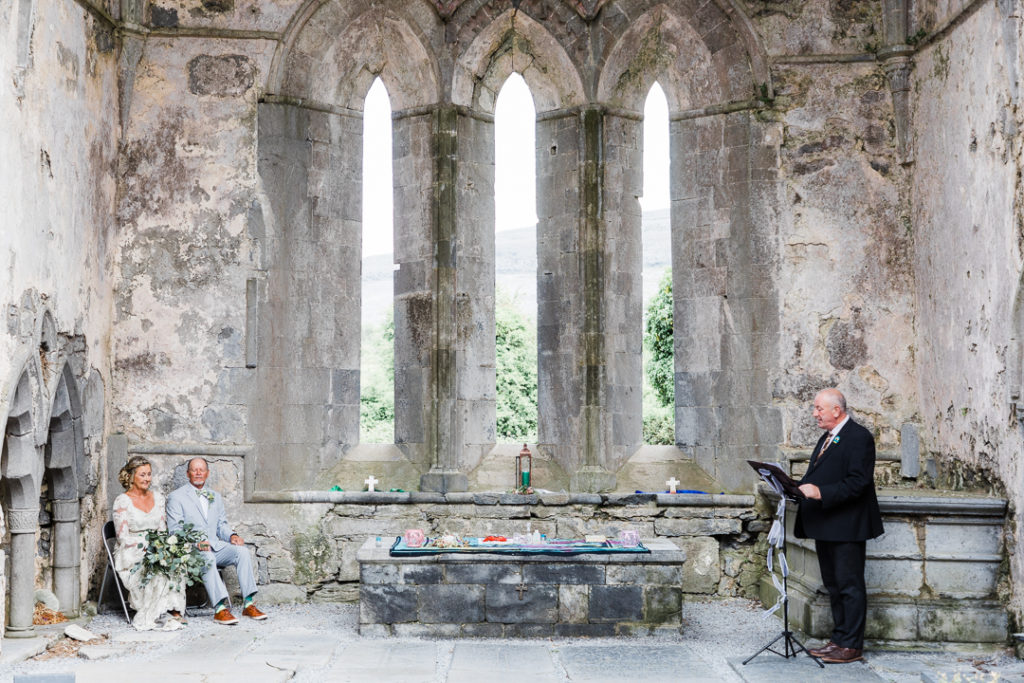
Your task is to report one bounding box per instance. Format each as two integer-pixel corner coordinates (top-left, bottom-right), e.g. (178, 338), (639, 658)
(2, 0), (1024, 649)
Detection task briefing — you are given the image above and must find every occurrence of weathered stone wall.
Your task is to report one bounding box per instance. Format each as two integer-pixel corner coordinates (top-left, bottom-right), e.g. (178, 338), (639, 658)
(0, 0), (119, 635)
(910, 0), (1024, 623)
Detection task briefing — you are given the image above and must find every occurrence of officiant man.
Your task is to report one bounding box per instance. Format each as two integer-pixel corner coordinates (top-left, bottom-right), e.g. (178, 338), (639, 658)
(795, 388), (883, 664)
(166, 457), (268, 625)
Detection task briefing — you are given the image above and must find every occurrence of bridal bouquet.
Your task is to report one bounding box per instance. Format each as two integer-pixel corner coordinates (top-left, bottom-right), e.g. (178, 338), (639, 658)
(135, 523), (208, 591)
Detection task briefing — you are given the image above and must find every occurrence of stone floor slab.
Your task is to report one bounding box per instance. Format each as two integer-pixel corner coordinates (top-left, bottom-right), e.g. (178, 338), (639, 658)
(0, 638), (51, 665)
(73, 662), (294, 683)
(324, 641), (437, 682)
(447, 643), (560, 683)
(729, 656), (884, 682)
(241, 628), (340, 669)
(558, 644), (720, 683)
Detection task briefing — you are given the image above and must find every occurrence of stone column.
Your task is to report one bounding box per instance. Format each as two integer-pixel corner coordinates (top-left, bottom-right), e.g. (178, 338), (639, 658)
(6, 506), (38, 637)
(880, 0), (913, 163)
(602, 111), (644, 471)
(51, 499), (81, 616)
(420, 106), (468, 493)
(393, 109), (435, 469)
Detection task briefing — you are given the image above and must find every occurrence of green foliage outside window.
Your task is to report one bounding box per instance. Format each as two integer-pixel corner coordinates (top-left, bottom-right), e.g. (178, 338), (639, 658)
(643, 270), (674, 445)
(495, 289), (538, 442)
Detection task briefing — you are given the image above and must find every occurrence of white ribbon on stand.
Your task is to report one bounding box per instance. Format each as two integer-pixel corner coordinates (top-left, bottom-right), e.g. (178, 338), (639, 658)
(758, 467), (790, 619)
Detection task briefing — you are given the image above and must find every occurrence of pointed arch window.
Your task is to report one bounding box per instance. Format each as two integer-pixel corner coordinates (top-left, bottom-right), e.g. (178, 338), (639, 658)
(641, 82), (674, 445)
(494, 73), (538, 443)
(360, 77), (396, 443)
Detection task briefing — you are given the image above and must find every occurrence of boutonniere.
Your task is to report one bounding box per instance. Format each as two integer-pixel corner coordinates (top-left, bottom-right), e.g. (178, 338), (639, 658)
(831, 436), (840, 444)
(196, 489), (214, 503)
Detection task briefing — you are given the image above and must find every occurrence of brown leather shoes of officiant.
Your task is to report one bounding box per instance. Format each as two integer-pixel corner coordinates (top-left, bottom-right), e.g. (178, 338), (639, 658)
(819, 647), (863, 663)
(808, 642), (837, 658)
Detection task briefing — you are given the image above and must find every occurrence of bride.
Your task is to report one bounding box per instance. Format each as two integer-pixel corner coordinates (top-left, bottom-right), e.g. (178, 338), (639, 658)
(112, 456), (187, 630)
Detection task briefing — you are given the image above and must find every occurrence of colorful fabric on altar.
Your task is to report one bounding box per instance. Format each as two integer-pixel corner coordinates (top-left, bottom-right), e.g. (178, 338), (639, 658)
(389, 537), (650, 556)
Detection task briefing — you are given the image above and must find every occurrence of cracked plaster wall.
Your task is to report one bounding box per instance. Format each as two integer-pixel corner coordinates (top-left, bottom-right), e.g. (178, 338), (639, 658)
(0, 0), (119, 628)
(911, 0), (1024, 619)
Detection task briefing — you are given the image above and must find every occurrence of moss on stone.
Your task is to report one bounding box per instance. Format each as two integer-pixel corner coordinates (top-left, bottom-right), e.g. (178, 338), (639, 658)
(292, 528), (332, 586)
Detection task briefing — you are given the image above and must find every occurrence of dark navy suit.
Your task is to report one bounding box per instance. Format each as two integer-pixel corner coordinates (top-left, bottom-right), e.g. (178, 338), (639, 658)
(794, 418), (883, 650)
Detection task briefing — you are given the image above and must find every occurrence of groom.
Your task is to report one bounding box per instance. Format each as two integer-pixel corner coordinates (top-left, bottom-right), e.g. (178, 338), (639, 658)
(166, 457), (268, 625)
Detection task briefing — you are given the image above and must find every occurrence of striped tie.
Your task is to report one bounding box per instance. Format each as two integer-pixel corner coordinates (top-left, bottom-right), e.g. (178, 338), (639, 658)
(818, 433), (835, 458)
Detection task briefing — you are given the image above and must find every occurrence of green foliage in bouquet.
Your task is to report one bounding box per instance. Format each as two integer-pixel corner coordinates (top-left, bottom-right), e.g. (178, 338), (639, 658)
(133, 523), (209, 591)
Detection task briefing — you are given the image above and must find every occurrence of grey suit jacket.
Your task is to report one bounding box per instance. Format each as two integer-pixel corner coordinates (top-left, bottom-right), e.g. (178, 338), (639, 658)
(166, 483), (234, 552)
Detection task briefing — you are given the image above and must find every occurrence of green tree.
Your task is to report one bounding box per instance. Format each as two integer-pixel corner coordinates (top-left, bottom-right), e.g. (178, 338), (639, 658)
(360, 310), (395, 443)
(643, 270), (674, 444)
(495, 289), (538, 442)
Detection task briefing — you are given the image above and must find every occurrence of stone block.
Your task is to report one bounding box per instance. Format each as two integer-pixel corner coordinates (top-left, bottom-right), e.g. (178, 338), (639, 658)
(554, 623), (617, 637)
(419, 584), (484, 623)
(589, 585), (643, 622)
(643, 586), (682, 624)
(676, 537), (720, 593)
(523, 564), (604, 585)
(486, 584), (558, 623)
(393, 623), (461, 638)
(925, 522), (1001, 558)
(606, 565), (683, 585)
(460, 623), (505, 638)
(919, 604), (1008, 643)
(358, 624), (391, 637)
(361, 564), (401, 585)
(865, 602), (919, 641)
(558, 584), (589, 623)
(655, 517), (741, 536)
(403, 564), (443, 584)
(925, 559), (999, 598)
(446, 563), (522, 585)
(864, 558), (923, 596)
(360, 585), (418, 624)
(900, 423), (920, 478)
(256, 583), (307, 605)
(503, 623), (555, 637)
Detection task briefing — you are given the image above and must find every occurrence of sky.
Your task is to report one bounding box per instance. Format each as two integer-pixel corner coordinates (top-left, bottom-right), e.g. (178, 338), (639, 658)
(361, 75), (670, 258)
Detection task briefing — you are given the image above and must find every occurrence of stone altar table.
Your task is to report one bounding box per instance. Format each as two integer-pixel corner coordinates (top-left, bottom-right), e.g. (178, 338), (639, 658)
(357, 537), (686, 637)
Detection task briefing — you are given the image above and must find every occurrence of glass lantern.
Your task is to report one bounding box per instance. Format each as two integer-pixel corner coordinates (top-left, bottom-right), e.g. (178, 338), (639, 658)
(516, 443), (532, 492)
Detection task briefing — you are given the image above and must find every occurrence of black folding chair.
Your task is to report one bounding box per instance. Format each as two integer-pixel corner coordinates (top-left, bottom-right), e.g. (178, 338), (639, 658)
(97, 520), (132, 624)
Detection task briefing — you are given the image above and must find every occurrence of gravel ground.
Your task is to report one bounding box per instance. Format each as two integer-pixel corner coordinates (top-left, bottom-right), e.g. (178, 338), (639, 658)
(2, 598), (1022, 682)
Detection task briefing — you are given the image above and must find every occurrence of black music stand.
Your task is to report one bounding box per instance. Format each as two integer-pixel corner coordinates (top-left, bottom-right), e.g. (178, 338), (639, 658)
(742, 461), (824, 668)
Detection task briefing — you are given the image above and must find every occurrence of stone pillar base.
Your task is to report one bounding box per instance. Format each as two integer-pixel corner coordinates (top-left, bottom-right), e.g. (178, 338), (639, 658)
(570, 466), (616, 493)
(420, 470), (468, 493)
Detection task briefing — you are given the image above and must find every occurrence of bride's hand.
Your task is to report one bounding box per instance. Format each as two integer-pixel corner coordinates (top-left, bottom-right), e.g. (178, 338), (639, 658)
(197, 540), (210, 551)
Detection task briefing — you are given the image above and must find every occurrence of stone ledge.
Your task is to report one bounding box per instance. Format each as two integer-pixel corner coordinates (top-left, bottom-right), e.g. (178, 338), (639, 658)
(252, 490), (748, 507)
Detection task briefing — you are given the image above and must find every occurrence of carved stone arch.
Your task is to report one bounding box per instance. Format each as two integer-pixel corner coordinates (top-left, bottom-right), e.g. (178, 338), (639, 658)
(42, 361), (84, 616)
(596, 1), (766, 112)
(45, 362), (84, 500)
(2, 360), (44, 510)
(2, 361), (44, 634)
(452, 7), (586, 114)
(38, 309), (58, 386)
(270, 0), (442, 111)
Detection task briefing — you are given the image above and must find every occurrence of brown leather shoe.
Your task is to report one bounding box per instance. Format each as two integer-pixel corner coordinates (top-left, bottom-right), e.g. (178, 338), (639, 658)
(214, 608), (239, 625)
(242, 604), (268, 620)
(820, 647), (863, 663)
(808, 642), (837, 658)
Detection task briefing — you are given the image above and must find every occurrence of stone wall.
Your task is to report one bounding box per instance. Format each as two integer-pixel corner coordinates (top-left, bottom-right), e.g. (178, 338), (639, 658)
(0, 0), (119, 639)
(910, 0), (1024, 625)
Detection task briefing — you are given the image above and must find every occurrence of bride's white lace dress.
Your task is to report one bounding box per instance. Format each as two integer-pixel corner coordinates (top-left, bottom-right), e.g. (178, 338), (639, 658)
(112, 490), (186, 630)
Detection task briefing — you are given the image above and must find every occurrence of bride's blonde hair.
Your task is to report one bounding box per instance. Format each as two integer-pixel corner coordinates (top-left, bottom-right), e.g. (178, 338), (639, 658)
(118, 456), (152, 490)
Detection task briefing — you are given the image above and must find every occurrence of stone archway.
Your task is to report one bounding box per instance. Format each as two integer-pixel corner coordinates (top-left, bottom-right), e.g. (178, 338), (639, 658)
(43, 363), (84, 617)
(2, 369), (42, 637)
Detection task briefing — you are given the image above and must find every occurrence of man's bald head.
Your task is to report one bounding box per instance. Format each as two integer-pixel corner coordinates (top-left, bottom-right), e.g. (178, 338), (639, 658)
(813, 388), (848, 431)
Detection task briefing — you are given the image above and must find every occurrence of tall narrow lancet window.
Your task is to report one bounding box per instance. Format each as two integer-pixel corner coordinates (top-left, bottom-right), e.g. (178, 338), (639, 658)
(494, 73), (539, 443)
(640, 82), (674, 445)
(360, 77), (396, 443)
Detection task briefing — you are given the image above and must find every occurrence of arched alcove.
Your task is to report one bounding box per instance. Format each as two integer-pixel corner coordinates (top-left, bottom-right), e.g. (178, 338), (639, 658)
(2, 368), (43, 635)
(43, 363), (84, 615)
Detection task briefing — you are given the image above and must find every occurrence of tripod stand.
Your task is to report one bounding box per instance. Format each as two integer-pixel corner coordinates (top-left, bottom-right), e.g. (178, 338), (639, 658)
(742, 493), (823, 668)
